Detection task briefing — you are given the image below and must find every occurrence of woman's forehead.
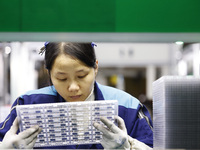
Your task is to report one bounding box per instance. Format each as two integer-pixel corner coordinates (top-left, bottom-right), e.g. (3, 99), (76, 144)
(52, 54), (90, 72)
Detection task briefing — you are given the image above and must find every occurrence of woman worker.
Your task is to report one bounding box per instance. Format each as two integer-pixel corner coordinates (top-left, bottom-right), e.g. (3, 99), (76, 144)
(0, 42), (153, 149)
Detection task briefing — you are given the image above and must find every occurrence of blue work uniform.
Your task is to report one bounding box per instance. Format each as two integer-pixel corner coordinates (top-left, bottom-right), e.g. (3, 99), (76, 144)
(0, 82), (153, 149)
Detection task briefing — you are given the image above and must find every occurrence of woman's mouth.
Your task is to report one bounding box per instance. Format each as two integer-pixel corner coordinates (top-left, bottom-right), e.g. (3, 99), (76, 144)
(69, 95), (81, 100)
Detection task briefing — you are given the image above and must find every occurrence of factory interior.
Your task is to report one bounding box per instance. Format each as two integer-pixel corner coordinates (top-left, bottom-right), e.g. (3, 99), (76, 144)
(1, 1), (200, 149)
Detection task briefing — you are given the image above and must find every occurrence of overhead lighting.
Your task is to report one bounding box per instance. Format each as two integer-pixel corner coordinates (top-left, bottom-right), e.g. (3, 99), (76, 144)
(175, 41), (184, 45)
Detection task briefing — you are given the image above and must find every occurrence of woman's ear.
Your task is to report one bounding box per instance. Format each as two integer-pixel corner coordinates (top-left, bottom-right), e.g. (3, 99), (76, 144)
(95, 60), (98, 76)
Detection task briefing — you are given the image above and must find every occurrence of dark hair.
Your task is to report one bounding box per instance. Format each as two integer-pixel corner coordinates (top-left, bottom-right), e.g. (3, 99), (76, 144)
(42, 42), (97, 71)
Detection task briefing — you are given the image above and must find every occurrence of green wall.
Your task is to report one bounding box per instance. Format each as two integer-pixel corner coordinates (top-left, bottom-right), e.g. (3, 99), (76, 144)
(0, 0), (200, 32)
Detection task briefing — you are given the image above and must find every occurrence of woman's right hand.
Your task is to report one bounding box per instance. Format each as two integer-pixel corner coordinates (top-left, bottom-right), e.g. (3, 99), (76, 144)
(93, 116), (130, 149)
(0, 117), (42, 149)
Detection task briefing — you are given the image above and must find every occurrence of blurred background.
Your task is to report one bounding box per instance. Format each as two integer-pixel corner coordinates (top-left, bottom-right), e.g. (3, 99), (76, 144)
(0, 0), (200, 121)
(0, 42), (199, 121)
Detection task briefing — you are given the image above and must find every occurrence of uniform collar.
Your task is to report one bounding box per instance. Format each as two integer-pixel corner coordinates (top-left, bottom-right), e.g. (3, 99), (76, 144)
(84, 86), (94, 101)
(94, 82), (105, 101)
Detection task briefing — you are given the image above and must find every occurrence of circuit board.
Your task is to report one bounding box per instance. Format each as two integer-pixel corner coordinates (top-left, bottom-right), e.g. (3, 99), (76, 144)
(16, 100), (118, 147)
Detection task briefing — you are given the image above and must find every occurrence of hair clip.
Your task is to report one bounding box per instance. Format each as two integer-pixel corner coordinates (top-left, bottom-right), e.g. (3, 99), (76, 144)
(91, 42), (97, 48)
(39, 41), (49, 55)
(44, 41), (49, 48)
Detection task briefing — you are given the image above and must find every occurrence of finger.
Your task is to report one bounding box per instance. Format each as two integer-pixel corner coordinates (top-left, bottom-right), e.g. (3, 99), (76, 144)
(18, 125), (40, 139)
(93, 122), (114, 139)
(24, 127), (42, 145)
(26, 129), (41, 149)
(26, 136), (38, 149)
(9, 117), (19, 134)
(100, 116), (120, 133)
(115, 116), (127, 132)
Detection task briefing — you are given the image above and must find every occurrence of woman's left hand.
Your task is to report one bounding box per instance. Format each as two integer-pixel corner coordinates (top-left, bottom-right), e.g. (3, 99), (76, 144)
(93, 116), (130, 149)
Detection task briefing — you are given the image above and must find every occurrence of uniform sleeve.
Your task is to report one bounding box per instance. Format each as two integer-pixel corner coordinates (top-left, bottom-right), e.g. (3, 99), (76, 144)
(132, 104), (153, 147)
(0, 97), (24, 141)
(119, 103), (153, 148)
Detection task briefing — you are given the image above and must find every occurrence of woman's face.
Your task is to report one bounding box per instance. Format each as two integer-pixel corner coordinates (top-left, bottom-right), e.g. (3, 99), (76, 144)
(50, 54), (98, 102)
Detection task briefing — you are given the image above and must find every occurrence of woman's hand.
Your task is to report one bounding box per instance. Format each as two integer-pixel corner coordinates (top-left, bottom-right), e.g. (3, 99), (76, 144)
(93, 116), (130, 149)
(0, 117), (42, 149)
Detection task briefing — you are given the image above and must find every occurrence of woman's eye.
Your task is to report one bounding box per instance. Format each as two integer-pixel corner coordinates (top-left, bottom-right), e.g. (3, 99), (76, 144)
(58, 78), (67, 81)
(78, 75), (87, 78)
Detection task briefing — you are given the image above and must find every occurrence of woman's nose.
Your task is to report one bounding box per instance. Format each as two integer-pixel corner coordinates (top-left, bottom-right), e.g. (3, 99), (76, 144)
(68, 81), (79, 92)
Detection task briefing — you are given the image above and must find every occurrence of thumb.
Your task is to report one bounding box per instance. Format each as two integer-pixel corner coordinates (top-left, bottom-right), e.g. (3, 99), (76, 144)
(9, 117), (19, 134)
